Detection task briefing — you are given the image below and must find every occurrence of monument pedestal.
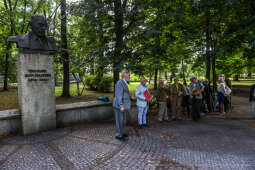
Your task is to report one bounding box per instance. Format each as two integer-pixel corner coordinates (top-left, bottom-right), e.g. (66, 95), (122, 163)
(17, 51), (56, 135)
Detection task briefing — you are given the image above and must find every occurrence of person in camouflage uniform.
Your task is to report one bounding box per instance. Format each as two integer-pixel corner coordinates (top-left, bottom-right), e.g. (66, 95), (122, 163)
(170, 77), (184, 120)
(156, 80), (169, 122)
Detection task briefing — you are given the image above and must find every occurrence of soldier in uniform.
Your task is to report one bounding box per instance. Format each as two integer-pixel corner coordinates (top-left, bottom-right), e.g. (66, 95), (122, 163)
(170, 77), (184, 120)
(156, 80), (169, 122)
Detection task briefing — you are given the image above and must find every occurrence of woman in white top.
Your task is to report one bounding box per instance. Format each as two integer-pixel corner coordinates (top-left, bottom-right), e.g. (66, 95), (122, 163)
(217, 78), (226, 116)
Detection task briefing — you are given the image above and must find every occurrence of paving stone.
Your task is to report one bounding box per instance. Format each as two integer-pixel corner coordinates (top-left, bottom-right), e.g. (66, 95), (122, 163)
(0, 144), (60, 170)
(0, 96), (255, 170)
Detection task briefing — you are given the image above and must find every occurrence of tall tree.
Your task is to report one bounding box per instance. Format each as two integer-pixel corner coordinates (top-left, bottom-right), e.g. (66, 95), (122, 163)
(3, 0), (17, 91)
(61, 0), (70, 97)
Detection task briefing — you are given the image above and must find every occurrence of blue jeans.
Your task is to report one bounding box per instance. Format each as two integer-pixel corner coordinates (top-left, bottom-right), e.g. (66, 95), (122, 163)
(252, 102), (255, 118)
(138, 106), (148, 125)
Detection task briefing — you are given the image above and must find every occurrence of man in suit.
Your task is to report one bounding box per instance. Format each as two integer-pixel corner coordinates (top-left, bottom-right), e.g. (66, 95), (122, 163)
(113, 72), (135, 141)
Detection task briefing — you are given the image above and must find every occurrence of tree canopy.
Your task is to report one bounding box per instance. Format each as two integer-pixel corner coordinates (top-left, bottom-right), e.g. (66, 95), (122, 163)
(0, 0), (254, 92)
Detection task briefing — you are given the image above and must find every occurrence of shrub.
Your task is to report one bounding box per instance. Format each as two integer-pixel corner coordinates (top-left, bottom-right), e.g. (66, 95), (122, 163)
(85, 75), (113, 92)
(97, 75), (113, 92)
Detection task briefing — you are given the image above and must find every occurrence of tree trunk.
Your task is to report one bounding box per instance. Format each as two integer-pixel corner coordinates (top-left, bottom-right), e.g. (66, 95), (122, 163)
(61, 0), (70, 97)
(3, 0), (15, 91)
(234, 75), (239, 81)
(248, 73), (252, 79)
(205, 7), (211, 81)
(3, 42), (11, 91)
(113, 0), (123, 89)
(181, 60), (185, 80)
(212, 43), (216, 92)
(96, 22), (105, 81)
(149, 73), (152, 84)
(72, 73), (80, 96)
(154, 68), (158, 90)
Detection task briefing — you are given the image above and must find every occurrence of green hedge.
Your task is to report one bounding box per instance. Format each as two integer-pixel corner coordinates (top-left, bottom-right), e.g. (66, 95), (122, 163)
(85, 75), (113, 92)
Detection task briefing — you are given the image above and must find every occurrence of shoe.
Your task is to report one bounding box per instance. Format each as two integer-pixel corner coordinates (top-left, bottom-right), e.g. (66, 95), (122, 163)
(219, 112), (226, 116)
(142, 124), (149, 127)
(115, 136), (125, 141)
(158, 120), (163, 123)
(123, 134), (128, 137)
(138, 125), (143, 129)
(200, 112), (205, 116)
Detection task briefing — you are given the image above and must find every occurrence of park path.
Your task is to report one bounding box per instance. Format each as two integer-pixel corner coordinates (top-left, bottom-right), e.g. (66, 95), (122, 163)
(0, 96), (255, 170)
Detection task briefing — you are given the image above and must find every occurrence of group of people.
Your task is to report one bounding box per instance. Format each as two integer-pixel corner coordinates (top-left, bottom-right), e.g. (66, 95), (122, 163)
(154, 75), (207, 122)
(112, 71), (232, 141)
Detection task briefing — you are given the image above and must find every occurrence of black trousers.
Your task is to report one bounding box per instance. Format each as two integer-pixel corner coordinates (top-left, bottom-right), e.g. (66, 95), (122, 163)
(183, 95), (191, 117)
(192, 98), (202, 121)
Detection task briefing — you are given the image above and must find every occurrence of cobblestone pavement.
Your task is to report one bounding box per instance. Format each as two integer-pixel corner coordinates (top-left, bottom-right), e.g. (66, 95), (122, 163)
(0, 96), (255, 170)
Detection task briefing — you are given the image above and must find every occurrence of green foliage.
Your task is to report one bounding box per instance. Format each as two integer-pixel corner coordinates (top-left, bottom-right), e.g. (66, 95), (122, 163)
(129, 74), (140, 82)
(84, 75), (113, 92)
(97, 75), (113, 92)
(84, 75), (97, 90)
(1, 0), (255, 93)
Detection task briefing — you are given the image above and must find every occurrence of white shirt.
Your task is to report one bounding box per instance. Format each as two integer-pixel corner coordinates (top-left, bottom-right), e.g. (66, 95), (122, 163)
(122, 79), (128, 87)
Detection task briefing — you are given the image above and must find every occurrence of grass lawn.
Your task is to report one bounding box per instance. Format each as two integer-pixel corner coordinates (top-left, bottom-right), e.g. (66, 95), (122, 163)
(0, 82), (155, 111)
(0, 84), (114, 111)
(231, 80), (255, 86)
(0, 79), (253, 111)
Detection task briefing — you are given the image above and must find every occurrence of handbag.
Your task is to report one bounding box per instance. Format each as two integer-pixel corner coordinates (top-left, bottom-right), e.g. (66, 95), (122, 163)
(224, 86), (232, 96)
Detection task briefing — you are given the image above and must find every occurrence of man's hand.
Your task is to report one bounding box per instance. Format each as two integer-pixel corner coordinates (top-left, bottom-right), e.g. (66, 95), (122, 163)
(131, 96), (136, 100)
(120, 107), (125, 112)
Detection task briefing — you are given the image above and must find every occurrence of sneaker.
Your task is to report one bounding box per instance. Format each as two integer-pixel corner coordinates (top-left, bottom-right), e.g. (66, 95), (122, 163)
(138, 125), (143, 129)
(123, 134), (128, 138)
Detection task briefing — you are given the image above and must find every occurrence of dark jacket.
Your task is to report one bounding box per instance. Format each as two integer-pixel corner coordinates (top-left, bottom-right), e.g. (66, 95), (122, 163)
(249, 84), (255, 102)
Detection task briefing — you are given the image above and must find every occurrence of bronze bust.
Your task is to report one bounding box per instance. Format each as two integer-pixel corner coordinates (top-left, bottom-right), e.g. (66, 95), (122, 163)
(8, 14), (57, 51)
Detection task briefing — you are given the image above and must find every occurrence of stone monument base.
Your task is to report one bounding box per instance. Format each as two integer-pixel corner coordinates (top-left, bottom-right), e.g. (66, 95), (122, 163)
(17, 51), (56, 135)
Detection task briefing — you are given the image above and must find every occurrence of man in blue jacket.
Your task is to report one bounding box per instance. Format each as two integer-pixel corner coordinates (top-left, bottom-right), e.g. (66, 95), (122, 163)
(135, 78), (149, 128)
(113, 72), (135, 141)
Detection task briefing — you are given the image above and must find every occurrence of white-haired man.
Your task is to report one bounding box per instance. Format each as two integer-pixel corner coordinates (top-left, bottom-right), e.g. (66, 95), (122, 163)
(189, 75), (204, 121)
(113, 72), (135, 141)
